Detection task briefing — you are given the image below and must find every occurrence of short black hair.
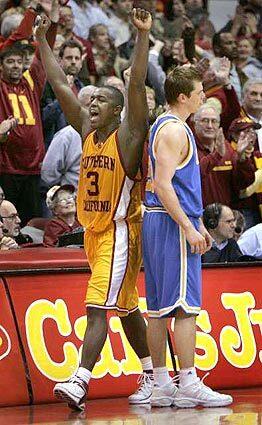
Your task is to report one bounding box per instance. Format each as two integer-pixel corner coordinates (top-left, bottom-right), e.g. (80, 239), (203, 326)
(59, 39), (83, 59)
(103, 85), (124, 109)
(0, 46), (24, 62)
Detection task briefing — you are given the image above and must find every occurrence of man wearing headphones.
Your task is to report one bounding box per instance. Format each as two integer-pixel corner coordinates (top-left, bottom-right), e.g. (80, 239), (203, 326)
(202, 203), (244, 263)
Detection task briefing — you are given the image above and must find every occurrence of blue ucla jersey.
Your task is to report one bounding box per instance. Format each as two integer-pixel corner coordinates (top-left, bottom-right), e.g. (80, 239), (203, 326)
(145, 113), (203, 218)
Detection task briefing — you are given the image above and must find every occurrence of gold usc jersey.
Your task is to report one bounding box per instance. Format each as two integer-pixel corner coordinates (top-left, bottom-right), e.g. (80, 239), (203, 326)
(77, 130), (142, 233)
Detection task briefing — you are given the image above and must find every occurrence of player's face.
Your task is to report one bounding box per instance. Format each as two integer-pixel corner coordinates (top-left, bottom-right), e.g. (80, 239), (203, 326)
(1, 55), (24, 84)
(60, 47), (82, 76)
(89, 88), (120, 130)
(187, 81), (206, 114)
(194, 108), (220, 141)
(216, 206), (236, 241)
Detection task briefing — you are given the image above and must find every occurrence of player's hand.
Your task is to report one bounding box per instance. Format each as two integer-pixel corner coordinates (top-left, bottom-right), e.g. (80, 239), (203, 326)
(184, 226), (207, 255)
(214, 127), (226, 157)
(199, 222), (213, 252)
(34, 14), (51, 40)
(132, 8), (152, 32)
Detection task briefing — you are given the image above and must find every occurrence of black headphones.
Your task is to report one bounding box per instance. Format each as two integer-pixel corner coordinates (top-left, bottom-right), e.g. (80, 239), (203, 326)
(203, 203), (222, 230)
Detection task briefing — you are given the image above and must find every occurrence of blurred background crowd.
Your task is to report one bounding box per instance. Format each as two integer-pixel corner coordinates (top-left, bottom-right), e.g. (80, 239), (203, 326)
(0, 0), (261, 261)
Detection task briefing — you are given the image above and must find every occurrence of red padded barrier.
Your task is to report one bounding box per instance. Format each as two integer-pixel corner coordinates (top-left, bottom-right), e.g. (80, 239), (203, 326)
(0, 279), (30, 406)
(0, 248), (261, 406)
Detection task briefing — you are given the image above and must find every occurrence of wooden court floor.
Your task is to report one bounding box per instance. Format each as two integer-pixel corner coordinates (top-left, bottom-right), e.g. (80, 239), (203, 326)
(0, 388), (261, 425)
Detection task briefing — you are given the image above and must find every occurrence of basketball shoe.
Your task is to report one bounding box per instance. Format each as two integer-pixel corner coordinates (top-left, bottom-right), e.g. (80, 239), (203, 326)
(128, 372), (154, 404)
(150, 378), (178, 407)
(54, 376), (87, 411)
(174, 375), (233, 408)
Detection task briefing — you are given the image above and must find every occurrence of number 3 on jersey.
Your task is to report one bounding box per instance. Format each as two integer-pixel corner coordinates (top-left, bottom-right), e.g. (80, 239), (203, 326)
(8, 94), (36, 125)
(86, 171), (99, 196)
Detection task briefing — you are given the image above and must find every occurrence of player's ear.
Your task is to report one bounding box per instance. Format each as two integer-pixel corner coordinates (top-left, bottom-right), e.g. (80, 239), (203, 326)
(113, 105), (122, 116)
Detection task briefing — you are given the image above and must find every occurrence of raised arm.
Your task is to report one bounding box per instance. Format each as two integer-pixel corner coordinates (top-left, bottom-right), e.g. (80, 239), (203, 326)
(34, 15), (89, 136)
(118, 8), (152, 178)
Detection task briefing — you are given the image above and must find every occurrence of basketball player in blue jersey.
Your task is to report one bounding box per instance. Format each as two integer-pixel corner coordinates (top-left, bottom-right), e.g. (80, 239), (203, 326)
(143, 66), (233, 408)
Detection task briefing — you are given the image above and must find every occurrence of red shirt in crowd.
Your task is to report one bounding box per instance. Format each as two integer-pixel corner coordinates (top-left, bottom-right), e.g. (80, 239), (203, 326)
(196, 135), (256, 208)
(0, 23), (57, 175)
(43, 217), (81, 247)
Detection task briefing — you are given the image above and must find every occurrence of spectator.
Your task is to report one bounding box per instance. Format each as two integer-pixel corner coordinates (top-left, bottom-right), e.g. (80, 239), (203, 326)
(57, 5), (94, 84)
(68, 0), (116, 41)
(193, 105), (255, 208)
(212, 32), (242, 101)
(235, 37), (260, 80)
(228, 117), (262, 228)
(44, 185), (81, 247)
(87, 24), (116, 86)
(220, 3), (259, 39)
(161, 0), (192, 39)
(0, 1), (59, 226)
(41, 85), (96, 188)
(106, 0), (133, 48)
(41, 38), (84, 148)
(0, 199), (32, 245)
(204, 57), (241, 135)
(242, 36), (262, 80)
(202, 203), (244, 263)
(237, 223), (262, 259)
(240, 79), (262, 151)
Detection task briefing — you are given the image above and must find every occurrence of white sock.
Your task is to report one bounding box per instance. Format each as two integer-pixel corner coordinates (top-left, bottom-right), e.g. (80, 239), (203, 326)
(75, 367), (92, 385)
(140, 356), (153, 374)
(153, 367), (171, 387)
(179, 367), (198, 387)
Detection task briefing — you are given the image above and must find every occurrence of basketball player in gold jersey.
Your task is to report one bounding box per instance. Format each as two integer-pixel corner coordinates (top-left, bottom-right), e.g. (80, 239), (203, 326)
(35, 9), (153, 411)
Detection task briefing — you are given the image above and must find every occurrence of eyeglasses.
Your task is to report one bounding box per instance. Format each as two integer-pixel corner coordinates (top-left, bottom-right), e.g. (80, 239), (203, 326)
(56, 195), (76, 206)
(0, 193), (5, 200)
(199, 118), (219, 125)
(0, 213), (20, 221)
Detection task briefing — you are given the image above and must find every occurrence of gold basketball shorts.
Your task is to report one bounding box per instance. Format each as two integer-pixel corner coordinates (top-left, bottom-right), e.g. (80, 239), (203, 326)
(84, 221), (142, 316)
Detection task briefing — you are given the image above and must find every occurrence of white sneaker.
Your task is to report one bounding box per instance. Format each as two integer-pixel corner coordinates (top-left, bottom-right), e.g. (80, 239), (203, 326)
(53, 377), (87, 411)
(128, 373), (154, 404)
(174, 375), (233, 408)
(151, 379), (178, 407)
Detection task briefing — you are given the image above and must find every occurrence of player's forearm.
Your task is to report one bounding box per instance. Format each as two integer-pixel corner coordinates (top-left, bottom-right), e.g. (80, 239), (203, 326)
(155, 181), (194, 231)
(38, 38), (68, 89)
(130, 31), (149, 85)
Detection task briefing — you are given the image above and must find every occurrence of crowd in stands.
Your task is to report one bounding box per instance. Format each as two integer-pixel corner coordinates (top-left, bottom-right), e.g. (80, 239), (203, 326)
(0, 0), (261, 262)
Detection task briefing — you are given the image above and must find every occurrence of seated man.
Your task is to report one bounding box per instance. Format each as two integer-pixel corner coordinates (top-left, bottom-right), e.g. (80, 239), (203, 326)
(0, 200), (32, 245)
(202, 203), (244, 263)
(44, 184), (81, 247)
